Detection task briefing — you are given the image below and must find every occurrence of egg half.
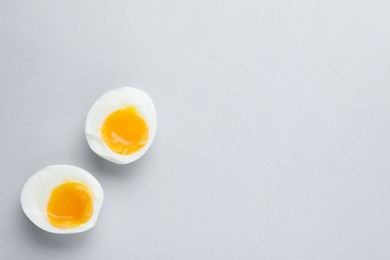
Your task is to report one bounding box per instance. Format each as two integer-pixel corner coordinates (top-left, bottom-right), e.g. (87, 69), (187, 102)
(20, 165), (104, 234)
(85, 87), (157, 164)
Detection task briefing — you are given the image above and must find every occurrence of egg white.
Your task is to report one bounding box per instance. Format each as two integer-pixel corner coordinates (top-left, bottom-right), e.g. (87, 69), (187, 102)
(20, 165), (104, 234)
(85, 87), (157, 164)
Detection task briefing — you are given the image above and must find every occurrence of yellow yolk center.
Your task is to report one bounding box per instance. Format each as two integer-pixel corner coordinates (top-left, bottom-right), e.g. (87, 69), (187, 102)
(101, 106), (149, 155)
(47, 182), (93, 229)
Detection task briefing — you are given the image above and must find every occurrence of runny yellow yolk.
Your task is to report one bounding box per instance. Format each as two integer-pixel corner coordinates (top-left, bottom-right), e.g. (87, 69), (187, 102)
(47, 182), (93, 229)
(101, 106), (149, 155)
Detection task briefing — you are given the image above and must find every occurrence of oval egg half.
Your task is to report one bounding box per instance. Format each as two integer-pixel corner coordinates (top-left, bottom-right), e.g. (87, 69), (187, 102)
(20, 165), (104, 234)
(85, 87), (157, 164)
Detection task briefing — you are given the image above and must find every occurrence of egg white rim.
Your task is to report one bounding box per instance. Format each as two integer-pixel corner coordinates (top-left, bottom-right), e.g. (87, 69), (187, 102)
(85, 87), (157, 164)
(20, 165), (104, 234)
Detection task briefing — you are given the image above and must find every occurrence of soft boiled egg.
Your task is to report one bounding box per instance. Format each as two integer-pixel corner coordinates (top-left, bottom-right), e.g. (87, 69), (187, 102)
(85, 87), (157, 164)
(21, 165), (104, 234)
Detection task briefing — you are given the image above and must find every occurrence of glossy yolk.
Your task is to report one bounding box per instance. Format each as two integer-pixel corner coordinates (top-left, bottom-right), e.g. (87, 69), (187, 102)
(101, 106), (149, 155)
(47, 182), (93, 229)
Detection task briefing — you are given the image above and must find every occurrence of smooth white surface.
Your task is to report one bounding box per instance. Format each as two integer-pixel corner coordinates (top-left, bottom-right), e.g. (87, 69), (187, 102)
(21, 165), (104, 234)
(1, 0), (390, 259)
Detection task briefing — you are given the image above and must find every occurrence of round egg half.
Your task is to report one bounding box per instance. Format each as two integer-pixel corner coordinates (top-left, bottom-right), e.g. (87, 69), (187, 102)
(85, 87), (157, 164)
(21, 165), (104, 234)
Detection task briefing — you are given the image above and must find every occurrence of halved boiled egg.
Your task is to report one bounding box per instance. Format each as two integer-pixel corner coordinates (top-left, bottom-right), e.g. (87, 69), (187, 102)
(85, 87), (157, 164)
(20, 165), (104, 234)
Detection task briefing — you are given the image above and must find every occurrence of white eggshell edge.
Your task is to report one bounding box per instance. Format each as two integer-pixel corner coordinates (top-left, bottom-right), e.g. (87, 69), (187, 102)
(85, 87), (157, 164)
(20, 165), (104, 234)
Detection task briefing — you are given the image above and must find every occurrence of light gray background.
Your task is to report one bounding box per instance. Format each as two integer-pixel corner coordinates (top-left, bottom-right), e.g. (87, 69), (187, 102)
(1, 0), (390, 259)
